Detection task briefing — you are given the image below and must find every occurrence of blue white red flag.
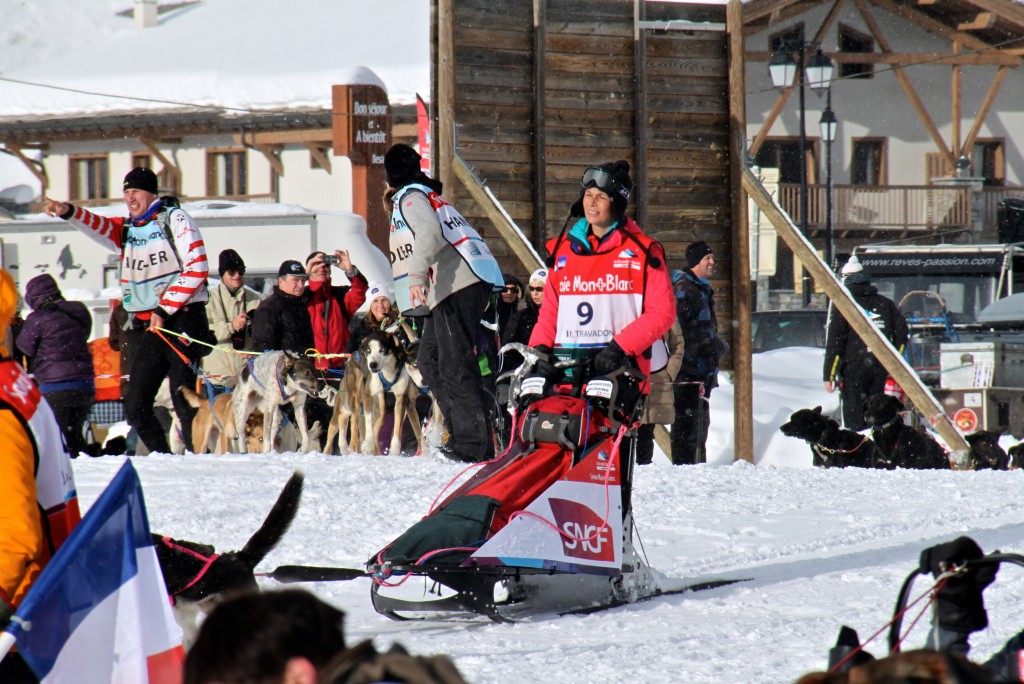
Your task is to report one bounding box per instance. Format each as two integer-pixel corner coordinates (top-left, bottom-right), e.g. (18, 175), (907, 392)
(2, 460), (184, 683)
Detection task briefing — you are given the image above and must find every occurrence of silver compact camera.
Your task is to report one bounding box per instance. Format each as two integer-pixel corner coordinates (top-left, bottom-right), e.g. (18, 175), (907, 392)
(321, 255), (340, 266)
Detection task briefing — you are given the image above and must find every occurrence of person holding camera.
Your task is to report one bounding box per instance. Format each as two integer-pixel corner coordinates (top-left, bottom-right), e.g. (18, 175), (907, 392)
(203, 249), (261, 388)
(304, 250), (367, 372)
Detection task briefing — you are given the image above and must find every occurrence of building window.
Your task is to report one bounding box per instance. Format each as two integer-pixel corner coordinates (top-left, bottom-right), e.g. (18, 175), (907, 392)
(68, 155), (109, 201)
(839, 24), (874, 80)
(753, 138), (818, 185)
(852, 138), (886, 186)
(132, 154), (151, 170)
(206, 150), (247, 196)
(769, 24), (804, 56)
(972, 140), (1005, 186)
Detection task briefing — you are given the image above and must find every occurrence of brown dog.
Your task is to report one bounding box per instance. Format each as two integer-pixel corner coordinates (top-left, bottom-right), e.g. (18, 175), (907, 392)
(180, 387), (239, 454)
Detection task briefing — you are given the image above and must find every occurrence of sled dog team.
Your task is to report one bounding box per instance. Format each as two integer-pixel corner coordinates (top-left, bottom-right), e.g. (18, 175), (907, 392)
(168, 319), (432, 456)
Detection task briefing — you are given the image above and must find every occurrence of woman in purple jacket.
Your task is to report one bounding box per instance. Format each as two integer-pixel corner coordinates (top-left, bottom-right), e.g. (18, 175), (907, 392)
(16, 274), (95, 457)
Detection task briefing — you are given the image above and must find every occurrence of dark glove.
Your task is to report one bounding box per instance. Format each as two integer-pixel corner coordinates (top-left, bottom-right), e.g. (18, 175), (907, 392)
(919, 536), (998, 634)
(593, 340), (629, 376)
(530, 345), (560, 381)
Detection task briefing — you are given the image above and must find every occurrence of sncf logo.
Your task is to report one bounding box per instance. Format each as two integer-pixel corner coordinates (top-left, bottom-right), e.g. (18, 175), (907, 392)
(549, 498), (613, 562)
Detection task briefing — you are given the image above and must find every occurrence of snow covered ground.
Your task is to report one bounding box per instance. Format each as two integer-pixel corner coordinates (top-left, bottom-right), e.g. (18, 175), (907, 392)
(69, 347), (1024, 683)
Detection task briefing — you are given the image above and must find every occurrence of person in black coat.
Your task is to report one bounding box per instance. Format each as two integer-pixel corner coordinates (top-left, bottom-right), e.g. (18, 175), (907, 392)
(251, 260), (314, 355)
(824, 256), (909, 431)
(500, 268), (546, 371)
(496, 273), (523, 342)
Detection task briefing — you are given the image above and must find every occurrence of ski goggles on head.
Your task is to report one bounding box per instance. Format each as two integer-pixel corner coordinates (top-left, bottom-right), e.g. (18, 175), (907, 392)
(580, 167), (630, 200)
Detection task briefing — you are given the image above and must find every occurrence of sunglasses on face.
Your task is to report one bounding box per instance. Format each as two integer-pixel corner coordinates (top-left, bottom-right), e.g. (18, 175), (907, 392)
(529, 286), (544, 293)
(580, 167), (630, 200)
(501, 286), (519, 293)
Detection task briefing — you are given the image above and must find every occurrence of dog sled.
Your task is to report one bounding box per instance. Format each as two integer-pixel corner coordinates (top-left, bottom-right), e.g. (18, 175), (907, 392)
(813, 536), (1024, 682)
(364, 344), (739, 621)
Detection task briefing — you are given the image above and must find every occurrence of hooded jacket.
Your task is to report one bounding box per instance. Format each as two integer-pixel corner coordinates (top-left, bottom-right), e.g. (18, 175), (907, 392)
(824, 280), (909, 382)
(16, 274), (94, 388)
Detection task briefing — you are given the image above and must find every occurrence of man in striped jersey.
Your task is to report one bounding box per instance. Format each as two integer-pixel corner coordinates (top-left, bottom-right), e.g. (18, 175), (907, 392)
(44, 167), (212, 454)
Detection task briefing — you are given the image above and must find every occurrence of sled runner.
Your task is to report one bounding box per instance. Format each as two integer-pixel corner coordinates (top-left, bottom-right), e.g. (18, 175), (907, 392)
(367, 346), (665, 621)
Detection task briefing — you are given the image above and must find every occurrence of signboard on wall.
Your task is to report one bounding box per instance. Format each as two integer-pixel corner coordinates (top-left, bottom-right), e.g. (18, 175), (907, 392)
(331, 84), (391, 165)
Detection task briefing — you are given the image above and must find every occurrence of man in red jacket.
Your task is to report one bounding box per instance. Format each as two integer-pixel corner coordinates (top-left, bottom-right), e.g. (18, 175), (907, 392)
(303, 250), (368, 371)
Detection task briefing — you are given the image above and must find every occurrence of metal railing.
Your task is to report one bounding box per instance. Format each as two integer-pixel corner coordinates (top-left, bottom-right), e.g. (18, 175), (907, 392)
(779, 184), (972, 233)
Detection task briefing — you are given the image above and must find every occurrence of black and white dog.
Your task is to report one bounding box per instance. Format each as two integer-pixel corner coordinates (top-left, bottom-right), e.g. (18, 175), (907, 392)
(862, 395), (950, 470)
(154, 470), (304, 647)
(779, 406), (882, 468)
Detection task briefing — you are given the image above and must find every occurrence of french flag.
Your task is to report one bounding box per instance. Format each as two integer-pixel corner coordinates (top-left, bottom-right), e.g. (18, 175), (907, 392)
(0, 460), (184, 683)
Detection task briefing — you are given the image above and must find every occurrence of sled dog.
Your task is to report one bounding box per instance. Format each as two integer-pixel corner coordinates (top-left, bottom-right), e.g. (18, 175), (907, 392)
(154, 470), (303, 648)
(233, 351), (318, 454)
(779, 406), (882, 468)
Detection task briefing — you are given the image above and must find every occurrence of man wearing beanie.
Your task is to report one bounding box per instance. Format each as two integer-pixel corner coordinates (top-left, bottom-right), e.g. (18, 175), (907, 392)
(44, 168), (213, 454)
(671, 240), (724, 465)
(824, 256), (908, 430)
(384, 143), (504, 463)
(203, 249), (261, 388)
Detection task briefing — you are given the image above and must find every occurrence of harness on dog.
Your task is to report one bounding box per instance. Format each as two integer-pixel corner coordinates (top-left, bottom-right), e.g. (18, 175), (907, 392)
(815, 434), (871, 456)
(376, 368), (401, 392)
(159, 536), (220, 603)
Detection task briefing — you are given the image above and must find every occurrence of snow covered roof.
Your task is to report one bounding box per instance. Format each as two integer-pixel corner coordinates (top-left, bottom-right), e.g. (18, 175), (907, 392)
(0, 0), (430, 120)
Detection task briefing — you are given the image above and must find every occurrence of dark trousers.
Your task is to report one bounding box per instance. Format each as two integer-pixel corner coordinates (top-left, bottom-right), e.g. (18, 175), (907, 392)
(417, 282), (493, 461)
(839, 359), (888, 431)
(671, 380), (711, 465)
(635, 423), (655, 465)
(43, 389), (93, 456)
(124, 305), (209, 454)
(0, 652), (38, 683)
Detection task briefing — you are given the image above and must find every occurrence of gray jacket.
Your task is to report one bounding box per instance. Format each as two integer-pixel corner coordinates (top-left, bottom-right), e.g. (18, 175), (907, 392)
(398, 189), (489, 309)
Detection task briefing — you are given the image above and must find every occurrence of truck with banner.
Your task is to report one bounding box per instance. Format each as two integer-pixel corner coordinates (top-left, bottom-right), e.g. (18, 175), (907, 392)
(853, 243), (1024, 436)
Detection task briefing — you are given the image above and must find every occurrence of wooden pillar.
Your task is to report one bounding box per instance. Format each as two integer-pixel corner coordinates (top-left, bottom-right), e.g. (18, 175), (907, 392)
(728, 0), (754, 463)
(633, 0), (648, 230)
(532, 0), (548, 249)
(436, 0), (455, 193)
(952, 41), (961, 162)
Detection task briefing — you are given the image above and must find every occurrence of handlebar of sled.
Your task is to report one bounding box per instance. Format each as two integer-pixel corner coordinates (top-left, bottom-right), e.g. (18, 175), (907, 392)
(887, 552), (1024, 653)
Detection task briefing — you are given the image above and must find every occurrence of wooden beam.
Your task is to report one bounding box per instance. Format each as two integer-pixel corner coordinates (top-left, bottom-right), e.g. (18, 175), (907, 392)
(963, 0), (1024, 31)
(303, 142), (332, 173)
(452, 154), (543, 275)
(743, 0), (809, 26)
(138, 137), (181, 189)
(869, 0), (1007, 55)
(748, 88), (793, 158)
(745, 49), (1021, 66)
(742, 167), (970, 455)
(3, 144), (47, 188)
(961, 65), (1009, 155)
(853, 0), (954, 166)
(232, 128), (332, 145)
(952, 42), (961, 159)
(436, 0), (455, 194)
(958, 11), (996, 30)
(728, 0), (754, 464)
(252, 143), (285, 176)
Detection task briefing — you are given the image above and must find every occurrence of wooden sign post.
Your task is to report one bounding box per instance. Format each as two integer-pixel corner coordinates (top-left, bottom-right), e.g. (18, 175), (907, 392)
(332, 84), (391, 254)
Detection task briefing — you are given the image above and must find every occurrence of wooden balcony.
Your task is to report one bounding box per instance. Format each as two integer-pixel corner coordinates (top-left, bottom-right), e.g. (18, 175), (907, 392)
(778, 184), (973, 238)
(66, 193), (277, 209)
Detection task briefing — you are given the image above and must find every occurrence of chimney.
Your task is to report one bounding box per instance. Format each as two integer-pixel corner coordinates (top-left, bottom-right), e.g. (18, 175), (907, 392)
(134, 0), (157, 29)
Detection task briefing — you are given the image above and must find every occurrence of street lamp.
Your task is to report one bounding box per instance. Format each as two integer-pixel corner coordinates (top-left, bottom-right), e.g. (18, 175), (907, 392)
(768, 44), (834, 304)
(819, 97), (838, 269)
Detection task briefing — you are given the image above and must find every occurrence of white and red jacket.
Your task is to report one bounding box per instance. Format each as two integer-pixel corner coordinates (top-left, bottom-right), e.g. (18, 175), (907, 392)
(64, 201), (209, 317)
(529, 217), (675, 391)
